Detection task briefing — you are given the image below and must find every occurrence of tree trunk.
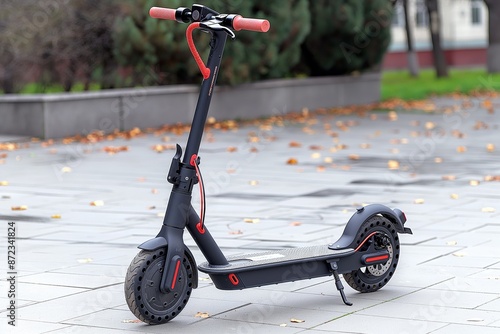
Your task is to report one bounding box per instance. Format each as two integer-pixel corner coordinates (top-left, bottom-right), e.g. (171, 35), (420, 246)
(425, 0), (448, 77)
(403, 0), (419, 77)
(484, 0), (500, 73)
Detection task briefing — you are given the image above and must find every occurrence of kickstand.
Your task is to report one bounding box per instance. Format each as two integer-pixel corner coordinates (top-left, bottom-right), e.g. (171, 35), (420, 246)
(330, 262), (353, 306)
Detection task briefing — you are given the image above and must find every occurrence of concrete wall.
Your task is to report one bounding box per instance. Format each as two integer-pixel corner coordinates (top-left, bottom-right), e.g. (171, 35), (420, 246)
(0, 73), (380, 139)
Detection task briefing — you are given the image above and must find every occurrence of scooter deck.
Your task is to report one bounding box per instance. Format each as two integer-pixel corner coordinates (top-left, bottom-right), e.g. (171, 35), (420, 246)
(198, 245), (355, 290)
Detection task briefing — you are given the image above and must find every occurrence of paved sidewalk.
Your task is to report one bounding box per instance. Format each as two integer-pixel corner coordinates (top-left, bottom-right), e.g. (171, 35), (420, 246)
(1, 96), (499, 334)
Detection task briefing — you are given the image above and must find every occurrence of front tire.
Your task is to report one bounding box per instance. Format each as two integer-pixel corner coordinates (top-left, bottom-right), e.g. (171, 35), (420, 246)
(343, 216), (400, 293)
(124, 249), (195, 324)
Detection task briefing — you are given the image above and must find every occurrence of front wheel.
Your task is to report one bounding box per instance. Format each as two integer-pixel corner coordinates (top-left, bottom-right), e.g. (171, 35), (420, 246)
(343, 216), (400, 293)
(124, 248), (195, 324)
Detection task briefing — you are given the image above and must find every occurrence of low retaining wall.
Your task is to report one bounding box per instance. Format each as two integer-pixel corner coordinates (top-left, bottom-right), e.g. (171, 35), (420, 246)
(0, 73), (380, 139)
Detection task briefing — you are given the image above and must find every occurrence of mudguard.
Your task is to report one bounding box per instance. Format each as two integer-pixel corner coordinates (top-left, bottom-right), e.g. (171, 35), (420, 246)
(138, 236), (199, 289)
(329, 204), (412, 250)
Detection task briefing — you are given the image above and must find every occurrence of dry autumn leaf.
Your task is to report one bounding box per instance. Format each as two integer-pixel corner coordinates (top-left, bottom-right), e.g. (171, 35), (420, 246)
(0, 181), (9, 186)
(481, 207), (496, 213)
(249, 180), (259, 186)
(388, 111), (398, 121)
(226, 146), (238, 152)
(414, 198), (425, 204)
(77, 258), (93, 264)
(309, 145), (323, 150)
(243, 218), (260, 224)
(61, 166), (72, 173)
(90, 200), (104, 206)
(486, 143), (495, 152)
(469, 180), (480, 186)
(348, 154), (360, 161)
(434, 157), (443, 163)
(290, 318), (305, 323)
(290, 221), (302, 226)
(442, 175), (456, 181)
(316, 165), (326, 172)
(456, 146), (467, 153)
(11, 205), (28, 211)
(388, 160), (400, 170)
(450, 193), (459, 200)
(286, 158), (298, 165)
(195, 312), (210, 318)
(103, 146), (129, 154)
(122, 319), (142, 323)
(484, 175), (500, 182)
(51, 214), (62, 219)
(229, 230), (243, 235)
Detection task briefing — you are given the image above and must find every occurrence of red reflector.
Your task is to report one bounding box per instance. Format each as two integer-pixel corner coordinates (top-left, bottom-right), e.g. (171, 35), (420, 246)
(171, 260), (181, 290)
(228, 273), (239, 286)
(366, 254), (389, 263)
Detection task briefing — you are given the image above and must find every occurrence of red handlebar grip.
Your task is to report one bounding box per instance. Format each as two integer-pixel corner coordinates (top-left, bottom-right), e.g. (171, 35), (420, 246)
(232, 16), (270, 32)
(149, 7), (176, 20)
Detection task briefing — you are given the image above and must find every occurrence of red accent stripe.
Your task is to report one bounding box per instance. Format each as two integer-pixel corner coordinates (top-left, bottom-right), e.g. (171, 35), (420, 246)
(366, 254), (389, 263)
(171, 260), (181, 290)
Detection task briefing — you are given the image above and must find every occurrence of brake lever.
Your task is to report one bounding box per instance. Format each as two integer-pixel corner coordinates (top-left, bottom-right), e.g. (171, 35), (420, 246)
(200, 22), (236, 39)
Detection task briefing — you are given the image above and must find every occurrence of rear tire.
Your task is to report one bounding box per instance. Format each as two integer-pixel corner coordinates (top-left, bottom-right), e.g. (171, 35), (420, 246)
(124, 249), (195, 324)
(343, 216), (400, 293)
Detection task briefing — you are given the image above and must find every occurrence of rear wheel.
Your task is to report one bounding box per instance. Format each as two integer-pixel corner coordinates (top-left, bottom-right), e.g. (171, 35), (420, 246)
(343, 216), (400, 293)
(124, 249), (195, 324)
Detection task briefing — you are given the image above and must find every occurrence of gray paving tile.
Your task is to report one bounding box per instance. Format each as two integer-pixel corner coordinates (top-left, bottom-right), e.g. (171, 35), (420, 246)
(0, 319), (68, 334)
(429, 323), (500, 334)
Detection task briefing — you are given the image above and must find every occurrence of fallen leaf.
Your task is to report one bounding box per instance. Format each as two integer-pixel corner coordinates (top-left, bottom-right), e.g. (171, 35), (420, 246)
(290, 318), (305, 323)
(442, 175), (456, 181)
(250, 147), (259, 153)
(227, 146), (238, 152)
(360, 143), (371, 149)
(311, 152), (321, 159)
(51, 214), (62, 219)
(122, 319), (142, 323)
(486, 143), (495, 152)
(309, 145), (323, 150)
(434, 157), (443, 163)
(450, 193), (459, 200)
(229, 230), (243, 235)
(388, 160), (400, 170)
(90, 200), (104, 206)
(323, 157), (333, 163)
(0, 181), (9, 186)
(414, 198), (425, 204)
(425, 122), (435, 130)
(456, 146), (467, 153)
(348, 154), (360, 161)
(103, 146), (129, 154)
(152, 144), (176, 153)
(243, 218), (260, 224)
(61, 166), (72, 173)
(481, 207), (496, 213)
(469, 180), (480, 186)
(11, 205), (28, 211)
(290, 221), (302, 226)
(151, 188), (159, 194)
(316, 165), (326, 172)
(453, 252), (467, 257)
(77, 258), (93, 264)
(279, 323), (287, 327)
(195, 312), (210, 318)
(286, 158), (298, 165)
(249, 180), (259, 186)
(484, 175), (500, 182)
(446, 241), (458, 246)
(388, 111), (398, 121)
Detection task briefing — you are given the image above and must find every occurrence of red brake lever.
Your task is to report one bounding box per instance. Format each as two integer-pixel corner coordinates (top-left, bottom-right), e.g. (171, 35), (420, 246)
(186, 23), (211, 80)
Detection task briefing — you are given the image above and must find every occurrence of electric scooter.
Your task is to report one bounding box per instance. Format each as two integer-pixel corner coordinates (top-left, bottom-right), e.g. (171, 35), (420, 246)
(125, 4), (413, 325)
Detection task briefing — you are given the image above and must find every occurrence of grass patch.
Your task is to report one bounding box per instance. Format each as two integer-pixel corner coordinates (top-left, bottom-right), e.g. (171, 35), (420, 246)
(18, 82), (102, 94)
(381, 68), (500, 101)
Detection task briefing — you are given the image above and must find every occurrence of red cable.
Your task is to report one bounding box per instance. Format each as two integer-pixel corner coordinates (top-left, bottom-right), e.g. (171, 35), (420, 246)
(190, 154), (205, 232)
(354, 231), (378, 252)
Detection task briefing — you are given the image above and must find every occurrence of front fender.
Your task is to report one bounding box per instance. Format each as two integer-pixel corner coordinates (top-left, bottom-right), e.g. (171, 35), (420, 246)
(138, 237), (199, 289)
(329, 204), (412, 250)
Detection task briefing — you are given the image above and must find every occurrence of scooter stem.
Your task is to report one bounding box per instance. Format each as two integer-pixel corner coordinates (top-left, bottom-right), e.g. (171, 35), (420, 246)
(183, 29), (228, 165)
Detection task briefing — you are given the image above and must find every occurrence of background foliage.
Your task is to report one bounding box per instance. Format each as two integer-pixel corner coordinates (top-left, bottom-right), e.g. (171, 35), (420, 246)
(0, 0), (393, 93)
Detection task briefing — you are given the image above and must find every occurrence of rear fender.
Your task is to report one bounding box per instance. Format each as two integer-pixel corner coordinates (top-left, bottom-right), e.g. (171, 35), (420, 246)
(328, 204), (411, 250)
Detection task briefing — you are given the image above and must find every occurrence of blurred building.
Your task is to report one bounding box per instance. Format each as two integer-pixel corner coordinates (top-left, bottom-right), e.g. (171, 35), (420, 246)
(385, 0), (488, 69)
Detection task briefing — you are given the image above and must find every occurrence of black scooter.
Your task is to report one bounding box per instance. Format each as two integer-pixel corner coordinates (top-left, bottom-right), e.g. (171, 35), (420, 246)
(125, 4), (413, 325)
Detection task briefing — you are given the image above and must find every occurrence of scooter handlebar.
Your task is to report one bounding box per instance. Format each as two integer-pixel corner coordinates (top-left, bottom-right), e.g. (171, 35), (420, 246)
(232, 15), (270, 33)
(149, 7), (176, 21)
